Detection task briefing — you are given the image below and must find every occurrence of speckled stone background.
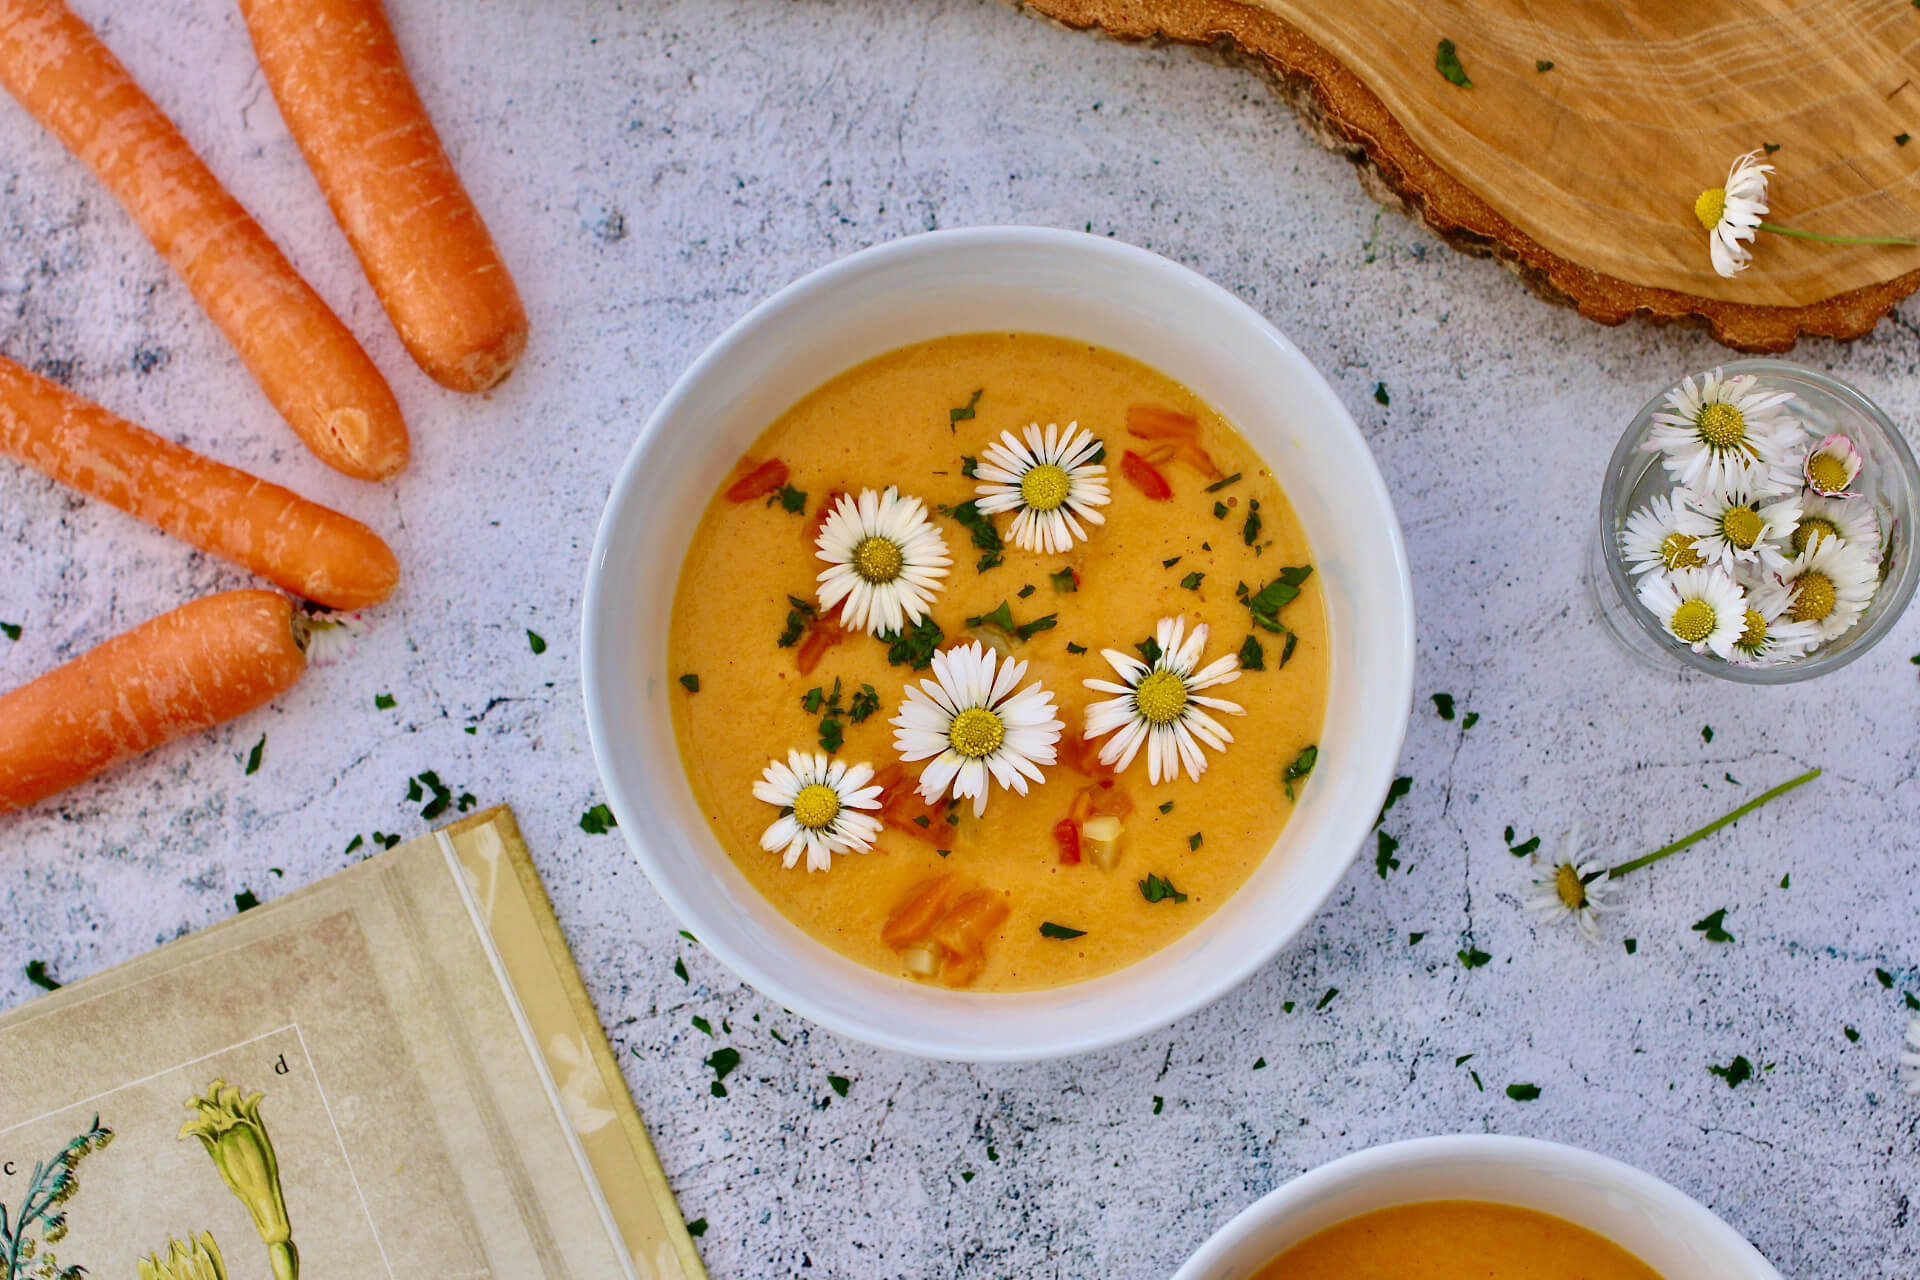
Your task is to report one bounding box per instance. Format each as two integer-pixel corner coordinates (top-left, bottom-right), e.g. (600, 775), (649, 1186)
(2, 2), (1917, 1276)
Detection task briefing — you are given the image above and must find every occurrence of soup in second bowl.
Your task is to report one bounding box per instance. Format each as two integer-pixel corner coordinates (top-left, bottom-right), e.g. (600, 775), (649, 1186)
(1251, 1200), (1666, 1280)
(666, 332), (1328, 992)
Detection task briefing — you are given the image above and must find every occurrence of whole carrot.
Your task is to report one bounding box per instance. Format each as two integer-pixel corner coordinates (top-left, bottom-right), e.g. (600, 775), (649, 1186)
(0, 590), (307, 814)
(0, 0), (409, 480)
(238, 0), (528, 393)
(0, 356), (400, 610)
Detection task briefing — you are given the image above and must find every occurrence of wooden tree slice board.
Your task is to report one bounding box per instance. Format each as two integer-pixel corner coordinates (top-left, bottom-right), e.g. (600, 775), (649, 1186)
(1011, 0), (1920, 351)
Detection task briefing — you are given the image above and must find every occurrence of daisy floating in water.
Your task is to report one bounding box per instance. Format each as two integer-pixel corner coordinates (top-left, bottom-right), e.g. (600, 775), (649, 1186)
(891, 641), (1062, 816)
(1693, 149), (1916, 279)
(1082, 615), (1245, 784)
(1674, 480), (1799, 576)
(753, 750), (884, 872)
(815, 487), (951, 636)
(1637, 567), (1747, 659)
(972, 422), (1110, 554)
(1725, 587), (1821, 668)
(1643, 369), (1799, 494)
(1619, 490), (1706, 576)
(1789, 494), (1879, 559)
(1802, 433), (1864, 498)
(1772, 535), (1879, 644)
(1523, 827), (1612, 942)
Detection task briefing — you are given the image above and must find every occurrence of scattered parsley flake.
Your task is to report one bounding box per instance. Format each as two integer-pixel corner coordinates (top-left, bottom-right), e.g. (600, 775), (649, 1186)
(1162, 556), (1181, 568)
(935, 499), (1004, 570)
(1241, 499), (1262, 547)
(1372, 382), (1389, 405)
(1844, 1025), (1860, 1043)
(1505, 1083), (1541, 1101)
(849, 684), (881, 724)
(687, 1218), (708, 1238)
(1906, 992), (1920, 1011)
(580, 803), (618, 834)
(691, 1015), (712, 1036)
(1876, 967), (1895, 988)
(818, 718), (844, 754)
(1014, 613), (1057, 641)
(1212, 501), (1229, 519)
(1282, 1001), (1295, 1013)
(1158, 801), (1174, 814)
(1252, 1057), (1266, 1070)
(1179, 571), (1204, 590)
(949, 387), (983, 427)
(1152, 1096), (1164, 1114)
(674, 957), (688, 983)
(374, 692), (396, 709)
(961, 455), (980, 478)
(1017, 583), (1036, 599)
(1065, 641), (1087, 654)
(1315, 987), (1338, 1010)
(967, 601), (1016, 632)
(1436, 37), (1473, 87)
(1535, 58), (1554, 72)
(1242, 567), (1310, 633)
(1458, 947), (1491, 969)
(1764, 141), (1782, 153)
(679, 673), (700, 693)
(1708, 1055), (1753, 1088)
(0, 622), (18, 641)
(880, 615), (944, 669)
(777, 595), (816, 648)
(1508, 834), (1540, 858)
(1779, 873), (1790, 889)
(1238, 634), (1264, 671)
(1455, 1053), (1474, 1066)
(1137, 635), (1163, 665)
(1470, 1070), (1484, 1091)
(1204, 472), (1242, 493)
(1408, 932), (1425, 945)
(25, 960), (60, 990)
(244, 734), (266, 775)
(1432, 693), (1456, 720)
(1376, 776), (1412, 827)
(1283, 744), (1318, 802)
(771, 483), (807, 513)
(1624, 938), (1638, 955)
(1140, 873), (1187, 904)
(1375, 830), (1401, 878)
(828, 1074), (851, 1097)
(913, 814), (931, 828)
(706, 1046), (741, 1083)
(1900, 133), (1913, 147)
(234, 889), (259, 913)
(1187, 831), (1203, 851)
(1461, 711), (1479, 731)
(1049, 568), (1078, 593)
(1039, 921), (1086, 940)
(961, 1171), (974, 1183)
(410, 769), (460, 820)
(1701, 725), (1714, 743)
(527, 629), (547, 654)
(1692, 908), (1735, 943)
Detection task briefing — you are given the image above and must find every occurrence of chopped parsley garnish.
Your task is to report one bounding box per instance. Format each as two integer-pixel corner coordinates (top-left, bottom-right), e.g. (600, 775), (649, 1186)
(692, 1016), (713, 1036)
(1461, 711), (1479, 731)
(1505, 1083), (1541, 1101)
(1136, 635), (1163, 665)
(1507, 832), (1540, 858)
(961, 455), (980, 477)
(935, 499), (1004, 570)
(1203, 472), (1241, 493)
(1844, 1025), (1860, 1042)
(1187, 832), (1203, 850)
(407, 769), (473, 820)
(673, 957), (688, 983)
(828, 1074), (851, 1097)
(1240, 566), (1311, 633)
(1039, 922), (1086, 940)
(1900, 133), (1913, 147)
(1373, 382), (1389, 405)
(1252, 1057), (1266, 1070)
(1017, 583), (1036, 598)
(1179, 571), (1204, 590)
(1692, 908), (1735, 942)
(687, 1219), (709, 1237)
(770, 483), (808, 513)
(1238, 634), (1264, 670)
(777, 595), (817, 648)
(527, 629), (547, 654)
(244, 734), (266, 775)
(1701, 725), (1713, 743)
(1014, 613), (1057, 641)
(1624, 938), (1638, 955)
(1158, 801), (1174, 814)
(1152, 1096), (1164, 1114)
(1458, 947), (1491, 969)
(913, 815), (930, 828)
(1436, 37), (1473, 87)
(1064, 642), (1087, 654)
(580, 803), (618, 834)
(679, 673), (700, 693)
(374, 692), (396, 709)
(1535, 58), (1554, 72)
(345, 834), (364, 854)
(848, 683), (881, 723)
(234, 889), (259, 912)
(1241, 499), (1262, 546)
(1408, 932), (1425, 945)
(1455, 1053), (1474, 1066)
(799, 678), (851, 752)
(1212, 501), (1229, 519)
(1875, 967), (1894, 988)
(1376, 775), (1412, 826)
(705, 1046), (741, 1096)
(1432, 692), (1456, 720)
(965, 600), (1056, 641)
(0, 622), (19, 641)
(818, 718), (844, 753)
(1162, 556), (1181, 568)
(1140, 873), (1187, 903)
(949, 387), (983, 427)
(1282, 744), (1317, 801)
(879, 615), (944, 668)
(1315, 987), (1338, 1010)
(1049, 568), (1078, 593)
(1708, 1055), (1753, 1088)
(1375, 830), (1400, 878)
(24, 960), (59, 991)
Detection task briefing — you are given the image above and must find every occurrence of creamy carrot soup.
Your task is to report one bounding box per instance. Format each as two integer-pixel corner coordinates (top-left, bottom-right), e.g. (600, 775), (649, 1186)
(1251, 1201), (1667, 1280)
(666, 333), (1327, 992)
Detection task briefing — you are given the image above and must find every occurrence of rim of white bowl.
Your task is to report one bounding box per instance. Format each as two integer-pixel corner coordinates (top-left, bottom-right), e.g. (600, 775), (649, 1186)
(1171, 1134), (1782, 1280)
(581, 226), (1415, 1060)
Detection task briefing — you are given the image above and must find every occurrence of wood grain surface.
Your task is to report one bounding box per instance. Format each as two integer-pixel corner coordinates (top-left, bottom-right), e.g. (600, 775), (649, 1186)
(1011, 0), (1920, 350)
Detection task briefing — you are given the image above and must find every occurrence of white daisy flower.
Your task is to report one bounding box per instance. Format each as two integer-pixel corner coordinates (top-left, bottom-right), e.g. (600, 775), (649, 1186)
(1772, 534), (1879, 643)
(891, 641), (1062, 816)
(294, 609), (372, 668)
(972, 422), (1110, 555)
(815, 487), (951, 636)
(1726, 584), (1821, 667)
(752, 750), (884, 872)
(1694, 150), (1772, 278)
(1637, 567), (1747, 659)
(1674, 480), (1800, 575)
(1789, 493), (1880, 559)
(1901, 1018), (1920, 1095)
(1522, 827), (1612, 942)
(1643, 369), (1801, 494)
(1802, 433), (1865, 498)
(1620, 490), (1708, 576)
(1083, 615), (1246, 784)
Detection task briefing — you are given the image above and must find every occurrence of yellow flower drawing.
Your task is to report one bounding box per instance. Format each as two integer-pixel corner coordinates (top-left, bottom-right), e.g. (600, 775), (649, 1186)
(180, 1081), (298, 1280)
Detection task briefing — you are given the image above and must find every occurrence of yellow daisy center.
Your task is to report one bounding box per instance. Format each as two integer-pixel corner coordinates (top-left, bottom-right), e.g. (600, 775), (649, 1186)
(1134, 668), (1189, 727)
(791, 783), (841, 831)
(851, 535), (904, 584)
(948, 707), (1006, 759)
(1791, 517), (1839, 556)
(1670, 598), (1718, 643)
(1695, 401), (1746, 452)
(1736, 608), (1768, 651)
(1720, 505), (1763, 549)
(1694, 187), (1728, 231)
(1019, 463), (1071, 513)
(1789, 572), (1836, 623)
(1807, 453), (1852, 493)
(1660, 532), (1705, 570)
(1555, 863), (1587, 912)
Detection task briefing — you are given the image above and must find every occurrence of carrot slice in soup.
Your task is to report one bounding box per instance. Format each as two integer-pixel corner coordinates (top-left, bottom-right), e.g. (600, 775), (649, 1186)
(882, 874), (958, 948)
(725, 457), (789, 503)
(1120, 450), (1174, 500)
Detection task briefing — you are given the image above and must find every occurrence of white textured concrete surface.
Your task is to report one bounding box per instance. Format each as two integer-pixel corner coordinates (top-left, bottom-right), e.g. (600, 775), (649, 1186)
(3, 2), (1918, 1275)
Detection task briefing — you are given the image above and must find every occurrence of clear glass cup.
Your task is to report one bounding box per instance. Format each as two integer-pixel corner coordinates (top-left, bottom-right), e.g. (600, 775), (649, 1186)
(1592, 359), (1920, 683)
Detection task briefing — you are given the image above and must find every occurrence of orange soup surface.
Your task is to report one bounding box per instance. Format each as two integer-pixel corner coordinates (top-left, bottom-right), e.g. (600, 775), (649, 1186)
(1252, 1200), (1667, 1280)
(667, 333), (1328, 992)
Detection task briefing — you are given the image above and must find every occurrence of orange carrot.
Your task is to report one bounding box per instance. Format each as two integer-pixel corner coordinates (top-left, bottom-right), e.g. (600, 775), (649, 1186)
(0, 590), (306, 814)
(0, 357), (399, 610)
(237, 0), (528, 392)
(0, 0), (409, 480)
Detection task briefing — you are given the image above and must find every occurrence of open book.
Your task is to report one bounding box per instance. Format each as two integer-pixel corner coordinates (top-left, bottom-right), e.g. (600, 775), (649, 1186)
(0, 807), (705, 1279)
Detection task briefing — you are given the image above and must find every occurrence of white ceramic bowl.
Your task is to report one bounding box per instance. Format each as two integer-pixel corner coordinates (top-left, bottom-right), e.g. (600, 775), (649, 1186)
(1174, 1135), (1783, 1280)
(582, 227), (1414, 1061)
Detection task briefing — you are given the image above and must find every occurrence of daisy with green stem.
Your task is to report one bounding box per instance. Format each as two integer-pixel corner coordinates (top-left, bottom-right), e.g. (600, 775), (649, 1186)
(1524, 827), (1612, 941)
(1642, 369), (1800, 494)
(1695, 149), (1918, 279)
